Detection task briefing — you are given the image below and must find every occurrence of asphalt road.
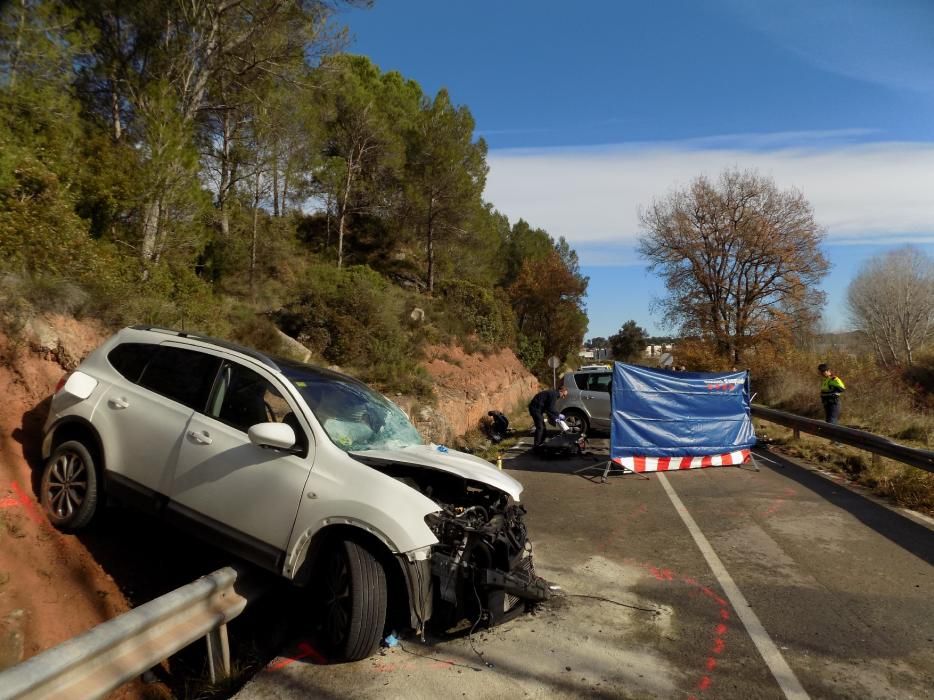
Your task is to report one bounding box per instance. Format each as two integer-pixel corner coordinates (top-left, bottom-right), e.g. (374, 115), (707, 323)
(234, 441), (934, 700)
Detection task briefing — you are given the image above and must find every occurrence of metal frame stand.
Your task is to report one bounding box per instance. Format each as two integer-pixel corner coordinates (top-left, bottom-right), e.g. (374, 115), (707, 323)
(742, 450), (761, 472)
(574, 460), (651, 483)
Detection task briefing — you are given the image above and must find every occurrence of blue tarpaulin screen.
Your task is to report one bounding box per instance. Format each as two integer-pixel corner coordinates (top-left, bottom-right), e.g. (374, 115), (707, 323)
(610, 362), (756, 459)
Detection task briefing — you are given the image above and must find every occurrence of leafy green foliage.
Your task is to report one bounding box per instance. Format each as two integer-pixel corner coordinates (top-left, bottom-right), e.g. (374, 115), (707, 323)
(509, 249), (588, 376)
(275, 264), (431, 395)
(0, 0), (590, 397)
(434, 279), (515, 346)
(610, 320), (648, 361)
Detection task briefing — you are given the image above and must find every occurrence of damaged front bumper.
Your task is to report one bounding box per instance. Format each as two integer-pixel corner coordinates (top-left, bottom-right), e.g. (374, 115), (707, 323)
(422, 502), (550, 630)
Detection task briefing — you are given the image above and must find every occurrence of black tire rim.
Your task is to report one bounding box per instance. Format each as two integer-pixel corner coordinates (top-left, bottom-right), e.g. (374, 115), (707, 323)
(564, 413), (585, 432)
(324, 549), (351, 648)
(46, 451), (88, 520)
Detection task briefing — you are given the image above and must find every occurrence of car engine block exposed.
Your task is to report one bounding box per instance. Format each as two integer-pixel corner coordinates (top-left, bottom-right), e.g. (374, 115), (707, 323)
(361, 459), (550, 628)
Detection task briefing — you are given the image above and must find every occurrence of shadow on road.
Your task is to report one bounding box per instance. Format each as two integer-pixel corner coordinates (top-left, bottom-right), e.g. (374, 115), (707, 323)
(756, 447), (934, 566)
(505, 447), (608, 476)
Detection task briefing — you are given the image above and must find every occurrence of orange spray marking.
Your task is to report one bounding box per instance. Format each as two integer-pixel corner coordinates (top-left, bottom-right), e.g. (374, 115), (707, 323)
(268, 641), (327, 670)
(11, 481), (45, 525)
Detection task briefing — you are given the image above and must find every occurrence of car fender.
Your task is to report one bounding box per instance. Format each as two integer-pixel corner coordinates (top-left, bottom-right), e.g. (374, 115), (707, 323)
(283, 481), (440, 580)
(42, 415), (104, 463)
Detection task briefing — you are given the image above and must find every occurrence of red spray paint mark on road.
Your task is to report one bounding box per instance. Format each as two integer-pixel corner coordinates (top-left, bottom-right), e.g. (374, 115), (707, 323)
(616, 558), (732, 697)
(267, 641), (327, 670)
(588, 509), (733, 696)
(762, 487), (798, 517)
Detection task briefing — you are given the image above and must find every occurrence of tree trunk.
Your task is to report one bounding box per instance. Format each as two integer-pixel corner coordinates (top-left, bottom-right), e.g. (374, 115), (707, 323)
(337, 159), (355, 269)
(426, 198), (435, 294)
(272, 148), (280, 216)
(251, 170), (260, 298)
(8, 0), (26, 90)
(141, 198), (161, 265)
(218, 109), (233, 237)
(110, 74), (122, 141)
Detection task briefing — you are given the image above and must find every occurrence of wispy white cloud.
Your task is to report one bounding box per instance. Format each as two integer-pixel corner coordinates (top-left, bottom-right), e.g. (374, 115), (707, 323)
(724, 0), (934, 94)
(485, 134), (934, 266)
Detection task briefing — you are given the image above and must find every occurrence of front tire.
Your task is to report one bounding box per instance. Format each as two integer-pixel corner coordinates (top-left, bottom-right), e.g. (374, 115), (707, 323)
(320, 538), (387, 661)
(41, 440), (99, 531)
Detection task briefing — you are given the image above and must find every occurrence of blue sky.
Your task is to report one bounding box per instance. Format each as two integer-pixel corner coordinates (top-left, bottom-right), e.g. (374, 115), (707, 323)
(340, 0), (934, 338)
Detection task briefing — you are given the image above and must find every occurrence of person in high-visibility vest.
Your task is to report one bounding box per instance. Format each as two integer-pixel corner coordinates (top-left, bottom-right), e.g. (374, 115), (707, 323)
(818, 363), (846, 424)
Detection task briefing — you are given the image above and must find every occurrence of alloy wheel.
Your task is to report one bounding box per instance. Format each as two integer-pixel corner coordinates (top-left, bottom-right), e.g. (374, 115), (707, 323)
(45, 450), (88, 519)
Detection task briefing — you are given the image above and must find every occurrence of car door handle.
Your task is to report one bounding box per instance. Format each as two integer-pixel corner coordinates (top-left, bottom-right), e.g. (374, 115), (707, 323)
(187, 430), (213, 445)
(108, 397), (129, 409)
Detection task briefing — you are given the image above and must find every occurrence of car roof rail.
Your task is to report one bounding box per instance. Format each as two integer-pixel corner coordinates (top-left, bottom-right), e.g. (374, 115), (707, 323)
(128, 325), (281, 371)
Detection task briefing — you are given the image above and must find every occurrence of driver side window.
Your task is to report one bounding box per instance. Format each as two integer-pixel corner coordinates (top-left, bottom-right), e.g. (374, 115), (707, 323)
(208, 362), (309, 456)
(209, 363), (291, 431)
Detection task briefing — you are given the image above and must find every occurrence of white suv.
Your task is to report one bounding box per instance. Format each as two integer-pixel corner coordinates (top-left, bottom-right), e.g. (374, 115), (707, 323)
(41, 326), (546, 660)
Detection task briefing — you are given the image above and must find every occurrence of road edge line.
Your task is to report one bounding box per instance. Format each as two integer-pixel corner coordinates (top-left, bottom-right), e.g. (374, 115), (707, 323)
(657, 472), (810, 700)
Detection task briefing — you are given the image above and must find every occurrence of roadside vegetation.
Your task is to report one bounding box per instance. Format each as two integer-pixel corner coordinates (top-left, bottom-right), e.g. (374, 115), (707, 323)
(0, 1), (587, 395)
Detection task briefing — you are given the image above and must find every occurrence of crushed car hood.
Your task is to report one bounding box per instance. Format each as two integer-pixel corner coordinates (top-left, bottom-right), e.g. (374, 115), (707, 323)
(350, 444), (523, 501)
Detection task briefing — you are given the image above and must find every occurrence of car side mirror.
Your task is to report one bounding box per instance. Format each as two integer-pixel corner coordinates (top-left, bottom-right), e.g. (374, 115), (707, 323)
(248, 422), (296, 451)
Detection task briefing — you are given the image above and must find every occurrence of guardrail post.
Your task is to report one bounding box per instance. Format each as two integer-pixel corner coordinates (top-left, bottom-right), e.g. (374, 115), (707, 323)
(872, 453), (881, 469)
(205, 623), (231, 684)
(793, 428), (800, 441)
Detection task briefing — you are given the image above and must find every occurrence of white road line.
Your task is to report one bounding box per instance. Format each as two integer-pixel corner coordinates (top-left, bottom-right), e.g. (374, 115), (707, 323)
(752, 450), (781, 465)
(657, 472), (810, 700)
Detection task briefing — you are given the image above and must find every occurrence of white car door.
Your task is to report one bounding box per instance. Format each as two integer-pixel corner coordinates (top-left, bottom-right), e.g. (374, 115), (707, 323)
(168, 359), (312, 568)
(99, 343), (222, 499)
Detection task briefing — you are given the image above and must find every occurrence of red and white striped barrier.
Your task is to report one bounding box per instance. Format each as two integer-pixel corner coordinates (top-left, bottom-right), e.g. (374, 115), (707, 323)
(613, 448), (751, 473)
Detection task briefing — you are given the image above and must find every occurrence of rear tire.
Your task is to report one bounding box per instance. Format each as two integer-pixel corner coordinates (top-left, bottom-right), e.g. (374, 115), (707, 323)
(40, 440), (99, 531)
(319, 538), (387, 661)
(562, 409), (589, 436)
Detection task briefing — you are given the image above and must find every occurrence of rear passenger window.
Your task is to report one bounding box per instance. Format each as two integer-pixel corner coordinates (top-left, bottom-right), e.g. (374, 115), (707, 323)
(108, 343), (156, 382)
(589, 374), (612, 393)
(138, 347), (221, 411)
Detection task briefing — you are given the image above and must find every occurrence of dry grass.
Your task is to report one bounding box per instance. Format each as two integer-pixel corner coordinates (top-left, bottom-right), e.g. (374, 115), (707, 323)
(747, 344), (934, 512)
(750, 347), (934, 441)
(757, 422), (934, 515)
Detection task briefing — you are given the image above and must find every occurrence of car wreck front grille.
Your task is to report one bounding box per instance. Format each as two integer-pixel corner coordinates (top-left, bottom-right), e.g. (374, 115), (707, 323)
(505, 550), (535, 612)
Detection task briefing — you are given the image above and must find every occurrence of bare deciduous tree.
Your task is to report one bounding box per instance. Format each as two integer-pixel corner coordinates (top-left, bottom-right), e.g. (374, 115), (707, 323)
(846, 246), (934, 367)
(638, 169), (829, 363)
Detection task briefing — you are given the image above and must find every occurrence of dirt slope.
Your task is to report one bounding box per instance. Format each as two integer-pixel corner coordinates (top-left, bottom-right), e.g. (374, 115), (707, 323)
(0, 317), (163, 698)
(415, 344), (539, 443)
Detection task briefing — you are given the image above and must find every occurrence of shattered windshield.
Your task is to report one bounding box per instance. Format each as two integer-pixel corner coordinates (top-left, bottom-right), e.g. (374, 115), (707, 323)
(279, 361), (422, 452)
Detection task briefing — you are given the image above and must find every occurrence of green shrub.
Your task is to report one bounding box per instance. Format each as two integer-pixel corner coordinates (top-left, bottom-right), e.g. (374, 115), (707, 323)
(516, 333), (543, 371)
(433, 279), (515, 347)
(275, 263), (431, 396)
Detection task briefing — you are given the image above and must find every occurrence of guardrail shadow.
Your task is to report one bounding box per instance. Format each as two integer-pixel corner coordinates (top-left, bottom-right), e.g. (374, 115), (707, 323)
(757, 448), (934, 567)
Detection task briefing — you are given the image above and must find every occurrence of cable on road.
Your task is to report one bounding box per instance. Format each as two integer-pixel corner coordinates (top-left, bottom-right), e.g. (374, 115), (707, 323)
(396, 641), (481, 672)
(561, 592), (662, 615)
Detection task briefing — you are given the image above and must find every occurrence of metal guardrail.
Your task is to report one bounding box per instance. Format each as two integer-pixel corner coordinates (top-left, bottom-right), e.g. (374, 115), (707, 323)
(751, 404), (934, 474)
(0, 566), (259, 700)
